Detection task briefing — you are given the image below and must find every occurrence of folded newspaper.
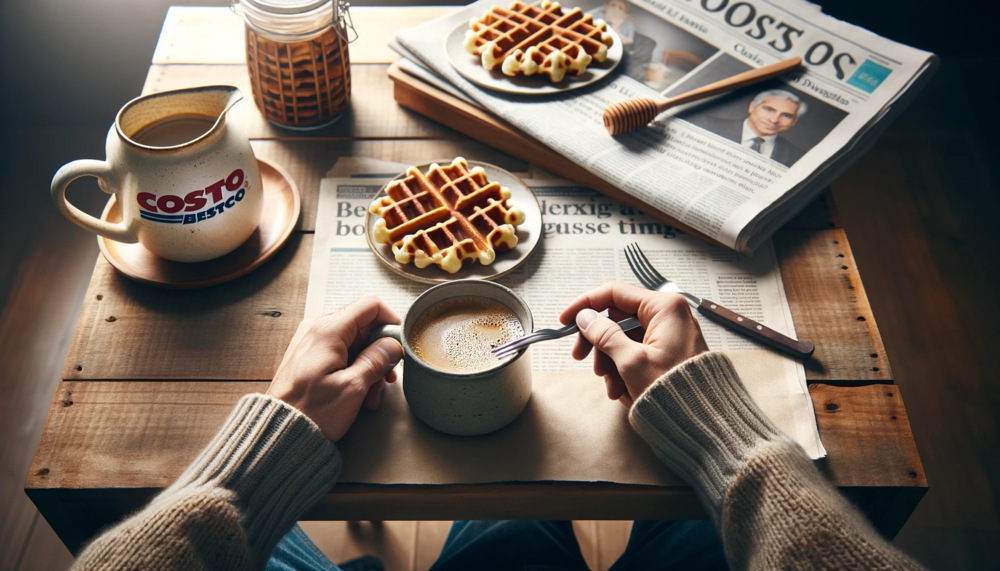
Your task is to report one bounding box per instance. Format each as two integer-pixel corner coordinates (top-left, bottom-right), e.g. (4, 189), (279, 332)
(391, 0), (937, 253)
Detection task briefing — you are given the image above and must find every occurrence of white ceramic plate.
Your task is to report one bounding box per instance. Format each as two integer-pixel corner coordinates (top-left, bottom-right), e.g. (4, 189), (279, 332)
(365, 161), (542, 284)
(446, 21), (622, 95)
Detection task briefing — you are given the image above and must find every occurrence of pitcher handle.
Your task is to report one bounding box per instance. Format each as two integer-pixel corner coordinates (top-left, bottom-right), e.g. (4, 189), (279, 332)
(51, 159), (137, 243)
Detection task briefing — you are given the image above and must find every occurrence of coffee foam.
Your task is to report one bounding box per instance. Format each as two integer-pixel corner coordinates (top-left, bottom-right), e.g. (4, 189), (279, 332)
(410, 297), (524, 373)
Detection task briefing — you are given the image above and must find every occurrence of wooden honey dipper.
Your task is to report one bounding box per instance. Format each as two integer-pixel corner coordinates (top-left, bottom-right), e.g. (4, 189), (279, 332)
(602, 57), (803, 136)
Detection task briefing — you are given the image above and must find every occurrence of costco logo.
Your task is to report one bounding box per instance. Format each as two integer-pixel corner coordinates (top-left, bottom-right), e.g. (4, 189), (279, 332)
(137, 168), (248, 225)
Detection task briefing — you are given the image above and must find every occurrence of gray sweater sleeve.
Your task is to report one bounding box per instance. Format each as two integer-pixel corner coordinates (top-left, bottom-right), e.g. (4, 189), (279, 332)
(629, 351), (924, 570)
(73, 393), (340, 570)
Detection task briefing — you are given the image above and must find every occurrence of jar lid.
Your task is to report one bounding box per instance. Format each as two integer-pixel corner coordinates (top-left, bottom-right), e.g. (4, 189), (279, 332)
(233, 0), (338, 39)
(244, 0), (329, 14)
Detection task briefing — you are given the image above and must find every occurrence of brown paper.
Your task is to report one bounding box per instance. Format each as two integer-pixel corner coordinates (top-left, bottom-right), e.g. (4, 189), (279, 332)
(336, 350), (821, 486)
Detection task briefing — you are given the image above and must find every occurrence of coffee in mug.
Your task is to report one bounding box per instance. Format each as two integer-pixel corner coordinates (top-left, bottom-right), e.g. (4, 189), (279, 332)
(410, 297), (524, 374)
(370, 280), (533, 436)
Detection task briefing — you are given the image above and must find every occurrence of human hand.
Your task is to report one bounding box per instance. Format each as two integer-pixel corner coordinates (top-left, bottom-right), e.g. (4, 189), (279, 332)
(559, 281), (708, 406)
(266, 295), (404, 442)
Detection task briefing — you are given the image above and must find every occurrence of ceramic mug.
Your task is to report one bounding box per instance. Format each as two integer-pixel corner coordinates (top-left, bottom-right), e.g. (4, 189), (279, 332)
(50, 86), (263, 263)
(373, 280), (533, 436)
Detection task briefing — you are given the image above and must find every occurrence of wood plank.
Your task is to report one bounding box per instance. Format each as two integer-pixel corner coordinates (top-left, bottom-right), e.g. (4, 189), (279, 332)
(61, 234), (309, 380)
(812, 384), (924, 487)
(152, 6), (456, 65)
(28, 381), (921, 491)
(142, 64), (458, 141)
(811, 383), (926, 537)
(27, 379), (923, 550)
(774, 228), (892, 382)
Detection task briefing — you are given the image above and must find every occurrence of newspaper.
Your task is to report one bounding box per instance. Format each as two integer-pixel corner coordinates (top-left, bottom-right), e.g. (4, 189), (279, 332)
(304, 157), (825, 490)
(392, 0), (937, 253)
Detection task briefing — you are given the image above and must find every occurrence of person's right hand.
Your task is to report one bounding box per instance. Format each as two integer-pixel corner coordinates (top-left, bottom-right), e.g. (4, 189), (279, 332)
(266, 295), (403, 442)
(559, 281), (709, 407)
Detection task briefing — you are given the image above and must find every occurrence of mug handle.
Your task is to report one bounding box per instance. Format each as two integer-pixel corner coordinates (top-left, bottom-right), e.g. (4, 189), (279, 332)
(50, 159), (137, 243)
(368, 324), (402, 344)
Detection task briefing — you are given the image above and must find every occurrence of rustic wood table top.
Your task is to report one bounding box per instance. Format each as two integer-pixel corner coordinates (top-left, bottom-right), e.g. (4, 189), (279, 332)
(26, 6), (925, 554)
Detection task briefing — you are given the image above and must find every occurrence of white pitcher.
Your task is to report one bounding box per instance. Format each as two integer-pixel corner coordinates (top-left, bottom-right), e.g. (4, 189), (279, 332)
(51, 85), (263, 263)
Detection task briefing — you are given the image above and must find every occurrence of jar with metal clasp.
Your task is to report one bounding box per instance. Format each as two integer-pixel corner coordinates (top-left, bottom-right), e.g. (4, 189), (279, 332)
(232, 0), (357, 130)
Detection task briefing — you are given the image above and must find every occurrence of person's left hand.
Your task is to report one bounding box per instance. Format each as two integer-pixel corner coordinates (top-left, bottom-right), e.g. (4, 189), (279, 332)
(265, 295), (403, 442)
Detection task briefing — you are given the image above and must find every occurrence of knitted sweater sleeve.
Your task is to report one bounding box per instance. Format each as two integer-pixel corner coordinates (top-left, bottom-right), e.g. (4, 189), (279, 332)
(72, 393), (340, 571)
(629, 351), (924, 570)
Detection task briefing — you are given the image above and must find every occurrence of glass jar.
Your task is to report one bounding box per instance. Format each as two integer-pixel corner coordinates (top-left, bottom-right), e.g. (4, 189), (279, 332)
(232, 0), (356, 130)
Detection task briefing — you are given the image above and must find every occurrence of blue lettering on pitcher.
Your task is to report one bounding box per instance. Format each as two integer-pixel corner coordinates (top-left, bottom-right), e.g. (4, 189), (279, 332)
(181, 188), (246, 224)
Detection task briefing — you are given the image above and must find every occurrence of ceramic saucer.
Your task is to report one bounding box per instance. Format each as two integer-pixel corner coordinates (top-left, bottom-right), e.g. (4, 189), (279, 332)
(98, 157), (301, 288)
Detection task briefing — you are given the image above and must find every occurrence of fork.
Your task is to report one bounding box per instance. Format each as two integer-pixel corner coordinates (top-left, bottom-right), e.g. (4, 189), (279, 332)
(624, 243), (815, 360)
(491, 312), (642, 359)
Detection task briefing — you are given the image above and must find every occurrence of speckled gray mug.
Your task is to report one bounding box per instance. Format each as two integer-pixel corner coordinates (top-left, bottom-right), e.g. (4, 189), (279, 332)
(372, 280), (533, 436)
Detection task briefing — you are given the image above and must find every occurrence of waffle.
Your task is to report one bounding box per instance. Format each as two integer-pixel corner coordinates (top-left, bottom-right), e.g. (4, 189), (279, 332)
(464, 0), (614, 83)
(369, 158), (527, 274)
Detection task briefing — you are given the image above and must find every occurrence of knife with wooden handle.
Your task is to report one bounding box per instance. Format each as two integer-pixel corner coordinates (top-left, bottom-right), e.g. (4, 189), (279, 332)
(695, 298), (815, 359)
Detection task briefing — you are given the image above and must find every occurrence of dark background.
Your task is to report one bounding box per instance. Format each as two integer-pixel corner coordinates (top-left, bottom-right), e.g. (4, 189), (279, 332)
(1, 1), (998, 569)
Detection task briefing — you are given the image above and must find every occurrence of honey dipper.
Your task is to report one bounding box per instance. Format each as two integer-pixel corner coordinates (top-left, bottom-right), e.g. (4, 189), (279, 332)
(602, 57), (802, 136)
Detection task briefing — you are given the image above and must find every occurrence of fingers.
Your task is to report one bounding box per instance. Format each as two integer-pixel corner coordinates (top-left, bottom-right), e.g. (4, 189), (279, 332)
(362, 349), (400, 411)
(559, 281), (652, 325)
(320, 295), (402, 347)
(344, 337), (403, 386)
(574, 308), (641, 365)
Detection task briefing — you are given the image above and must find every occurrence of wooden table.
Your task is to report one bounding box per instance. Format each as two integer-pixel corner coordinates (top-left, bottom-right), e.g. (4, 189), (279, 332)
(26, 6), (925, 554)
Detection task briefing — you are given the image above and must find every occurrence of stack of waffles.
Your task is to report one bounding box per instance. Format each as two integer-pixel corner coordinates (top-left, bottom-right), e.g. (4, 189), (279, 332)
(369, 158), (527, 274)
(463, 0), (614, 83)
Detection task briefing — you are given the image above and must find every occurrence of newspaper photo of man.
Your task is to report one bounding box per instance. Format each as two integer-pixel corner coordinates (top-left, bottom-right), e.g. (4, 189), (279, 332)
(688, 89), (808, 167)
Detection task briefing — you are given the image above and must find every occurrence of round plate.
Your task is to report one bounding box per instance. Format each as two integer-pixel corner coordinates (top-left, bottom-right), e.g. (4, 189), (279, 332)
(364, 161), (542, 285)
(446, 21), (622, 95)
(97, 157), (301, 288)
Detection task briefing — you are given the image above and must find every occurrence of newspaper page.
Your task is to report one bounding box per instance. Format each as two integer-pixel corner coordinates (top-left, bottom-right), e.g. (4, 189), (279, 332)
(305, 158), (825, 488)
(394, 0), (937, 253)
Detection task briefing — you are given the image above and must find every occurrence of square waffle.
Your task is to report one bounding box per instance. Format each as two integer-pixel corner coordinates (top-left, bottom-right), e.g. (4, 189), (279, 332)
(463, 0), (614, 83)
(369, 158), (527, 274)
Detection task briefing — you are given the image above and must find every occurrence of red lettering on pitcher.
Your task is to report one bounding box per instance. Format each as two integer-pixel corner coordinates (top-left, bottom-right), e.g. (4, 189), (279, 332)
(136, 168), (247, 214)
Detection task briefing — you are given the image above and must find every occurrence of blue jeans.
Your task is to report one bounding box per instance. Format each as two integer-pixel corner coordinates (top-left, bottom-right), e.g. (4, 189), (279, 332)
(429, 520), (727, 571)
(267, 520), (727, 570)
(266, 524), (340, 571)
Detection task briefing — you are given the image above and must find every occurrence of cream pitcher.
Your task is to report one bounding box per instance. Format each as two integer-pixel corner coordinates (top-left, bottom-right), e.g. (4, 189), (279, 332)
(51, 85), (263, 263)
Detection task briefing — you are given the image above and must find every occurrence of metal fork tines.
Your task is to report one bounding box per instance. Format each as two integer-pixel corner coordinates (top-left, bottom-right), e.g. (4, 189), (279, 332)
(623, 243), (700, 306)
(491, 315), (642, 359)
(622, 242), (815, 360)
